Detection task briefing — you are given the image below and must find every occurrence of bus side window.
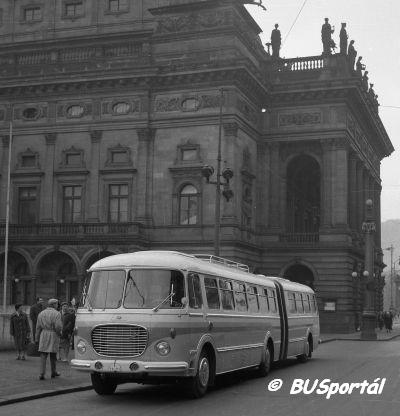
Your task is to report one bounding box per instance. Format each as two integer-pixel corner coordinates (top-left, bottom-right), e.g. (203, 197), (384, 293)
(268, 289), (277, 313)
(234, 282), (248, 312)
(302, 293), (311, 313)
(259, 288), (269, 312)
(288, 292), (296, 314)
(311, 294), (318, 313)
(219, 279), (235, 310)
(295, 292), (304, 314)
(204, 277), (220, 309)
(188, 273), (203, 309)
(247, 286), (259, 313)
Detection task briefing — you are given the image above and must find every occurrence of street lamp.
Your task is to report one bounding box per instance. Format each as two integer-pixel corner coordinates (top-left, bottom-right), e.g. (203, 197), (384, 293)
(201, 88), (234, 256)
(360, 199), (377, 340)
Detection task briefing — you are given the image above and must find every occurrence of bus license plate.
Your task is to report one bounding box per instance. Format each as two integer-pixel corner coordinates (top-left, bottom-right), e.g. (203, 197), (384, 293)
(110, 363), (121, 372)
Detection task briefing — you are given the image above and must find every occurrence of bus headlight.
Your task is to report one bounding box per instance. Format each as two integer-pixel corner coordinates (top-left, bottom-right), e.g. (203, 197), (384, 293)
(155, 341), (171, 356)
(76, 340), (87, 354)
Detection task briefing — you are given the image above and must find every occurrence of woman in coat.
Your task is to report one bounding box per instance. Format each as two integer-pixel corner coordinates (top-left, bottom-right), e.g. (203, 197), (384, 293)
(10, 304), (31, 360)
(36, 298), (62, 380)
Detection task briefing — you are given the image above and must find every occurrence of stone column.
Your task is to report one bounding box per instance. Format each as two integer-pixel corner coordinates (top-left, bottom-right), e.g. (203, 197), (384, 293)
(332, 138), (348, 226)
(348, 152), (358, 230)
(320, 139), (334, 228)
(221, 122), (238, 224)
(269, 142), (281, 231)
(0, 136), (9, 222)
(356, 161), (364, 231)
(87, 130), (102, 222)
(136, 128), (155, 225)
(40, 133), (57, 222)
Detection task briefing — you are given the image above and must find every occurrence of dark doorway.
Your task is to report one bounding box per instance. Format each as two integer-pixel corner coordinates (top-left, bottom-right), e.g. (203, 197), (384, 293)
(284, 264), (315, 290)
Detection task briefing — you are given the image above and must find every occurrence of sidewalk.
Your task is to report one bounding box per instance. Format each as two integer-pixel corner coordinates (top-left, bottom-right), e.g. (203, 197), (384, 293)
(1, 325), (400, 406)
(320, 322), (400, 343)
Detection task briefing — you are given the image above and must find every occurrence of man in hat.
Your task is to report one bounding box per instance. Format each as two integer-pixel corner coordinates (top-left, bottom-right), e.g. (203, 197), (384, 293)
(29, 297), (44, 342)
(36, 298), (62, 380)
(59, 302), (76, 362)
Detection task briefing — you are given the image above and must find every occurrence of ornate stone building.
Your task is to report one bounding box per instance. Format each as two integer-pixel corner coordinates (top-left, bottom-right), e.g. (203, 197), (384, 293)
(0, 0), (393, 332)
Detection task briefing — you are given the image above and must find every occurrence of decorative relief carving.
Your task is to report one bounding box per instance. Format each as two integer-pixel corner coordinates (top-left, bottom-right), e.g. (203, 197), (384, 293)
(57, 102), (92, 119)
(101, 98), (140, 116)
(155, 94), (222, 112)
(156, 10), (231, 34)
(13, 105), (48, 122)
(279, 112), (321, 127)
(237, 99), (258, 124)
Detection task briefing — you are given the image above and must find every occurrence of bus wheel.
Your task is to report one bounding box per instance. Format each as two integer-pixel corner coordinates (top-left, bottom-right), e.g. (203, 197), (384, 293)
(91, 373), (117, 395)
(297, 338), (312, 363)
(256, 344), (272, 377)
(186, 350), (211, 398)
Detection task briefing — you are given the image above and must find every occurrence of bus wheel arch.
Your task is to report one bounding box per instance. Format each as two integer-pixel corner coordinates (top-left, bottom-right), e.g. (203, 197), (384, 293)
(256, 337), (273, 377)
(186, 343), (215, 398)
(297, 333), (313, 363)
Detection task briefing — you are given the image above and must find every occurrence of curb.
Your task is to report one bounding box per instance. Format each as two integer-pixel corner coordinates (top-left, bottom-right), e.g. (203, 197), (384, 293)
(319, 333), (400, 344)
(0, 383), (93, 407)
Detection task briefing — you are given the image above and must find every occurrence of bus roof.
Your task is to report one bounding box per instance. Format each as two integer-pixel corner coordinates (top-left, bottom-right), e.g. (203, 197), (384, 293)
(89, 251), (315, 293)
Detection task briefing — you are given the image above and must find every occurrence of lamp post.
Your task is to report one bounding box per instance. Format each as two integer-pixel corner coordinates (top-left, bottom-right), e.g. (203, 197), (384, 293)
(201, 88), (234, 256)
(361, 199), (377, 340)
(385, 244), (394, 309)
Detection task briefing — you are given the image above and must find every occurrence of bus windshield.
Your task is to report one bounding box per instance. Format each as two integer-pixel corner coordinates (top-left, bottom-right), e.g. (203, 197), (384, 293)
(124, 269), (185, 309)
(84, 269), (185, 309)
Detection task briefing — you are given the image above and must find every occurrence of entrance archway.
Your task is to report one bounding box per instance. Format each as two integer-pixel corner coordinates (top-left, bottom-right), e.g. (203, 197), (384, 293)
(284, 263), (315, 290)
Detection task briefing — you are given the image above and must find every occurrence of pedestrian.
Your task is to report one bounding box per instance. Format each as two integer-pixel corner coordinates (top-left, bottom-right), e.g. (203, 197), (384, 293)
(59, 302), (76, 362)
(36, 298), (62, 380)
(383, 311), (392, 333)
(10, 304), (31, 360)
(29, 297), (44, 342)
(378, 312), (384, 331)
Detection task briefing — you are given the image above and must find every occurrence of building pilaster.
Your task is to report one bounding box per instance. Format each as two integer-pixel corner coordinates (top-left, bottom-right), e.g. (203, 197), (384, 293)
(269, 142), (281, 231)
(40, 133), (57, 222)
(87, 130), (102, 222)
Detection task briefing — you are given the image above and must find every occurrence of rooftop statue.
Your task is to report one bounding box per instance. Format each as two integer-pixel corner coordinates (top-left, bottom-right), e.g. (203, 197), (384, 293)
(347, 40), (357, 71)
(321, 18), (336, 56)
(271, 24), (282, 58)
(339, 23), (348, 55)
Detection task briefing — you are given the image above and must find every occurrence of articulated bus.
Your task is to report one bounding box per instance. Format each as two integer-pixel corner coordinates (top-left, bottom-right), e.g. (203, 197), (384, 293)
(71, 251), (319, 398)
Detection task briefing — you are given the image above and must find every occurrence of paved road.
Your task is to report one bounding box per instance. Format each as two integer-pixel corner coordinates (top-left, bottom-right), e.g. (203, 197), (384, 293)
(4, 340), (400, 416)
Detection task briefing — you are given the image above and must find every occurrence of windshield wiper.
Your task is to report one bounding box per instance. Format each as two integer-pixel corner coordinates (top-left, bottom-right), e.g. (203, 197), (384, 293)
(152, 290), (175, 312)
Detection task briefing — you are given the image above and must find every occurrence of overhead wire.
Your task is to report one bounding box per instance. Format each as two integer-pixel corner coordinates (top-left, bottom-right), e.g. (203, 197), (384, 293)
(282, 0), (309, 46)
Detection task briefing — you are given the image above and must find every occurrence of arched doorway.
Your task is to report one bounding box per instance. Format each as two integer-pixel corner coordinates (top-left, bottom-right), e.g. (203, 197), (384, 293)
(37, 251), (78, 303)
(284, 264), (315, 290)
(0, 251), (32, 305)
(286, 155), (321, 233)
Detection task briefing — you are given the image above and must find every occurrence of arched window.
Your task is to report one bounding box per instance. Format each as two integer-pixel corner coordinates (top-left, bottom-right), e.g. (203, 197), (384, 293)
(179, 184), (198, 225)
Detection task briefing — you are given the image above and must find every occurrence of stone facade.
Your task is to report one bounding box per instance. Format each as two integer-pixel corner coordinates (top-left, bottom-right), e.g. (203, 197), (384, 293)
(0, 0), (394, 332)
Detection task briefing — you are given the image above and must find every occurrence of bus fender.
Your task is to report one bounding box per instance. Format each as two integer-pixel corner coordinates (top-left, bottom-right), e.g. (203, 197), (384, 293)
(262, 331), (274, 362)
(190, 334), (217, 381)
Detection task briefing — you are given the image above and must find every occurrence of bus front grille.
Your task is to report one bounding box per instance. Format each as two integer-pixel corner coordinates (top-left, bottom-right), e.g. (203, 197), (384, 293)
(91, 325), (148, 357)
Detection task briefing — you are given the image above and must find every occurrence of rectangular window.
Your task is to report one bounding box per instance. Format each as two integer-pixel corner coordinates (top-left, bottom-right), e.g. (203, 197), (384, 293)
(287, 291), (296, 314)
(268, 288), (277, 313)
(204, 277), (220, 309)
(24, 7), (42, 22)
(311, 294), (318, 313)
(188, 273), (203, 309)
(295, 292), (304, 314)
(109, 0), (128, 12)
(65, 2), (84, 17)
(234, 282), (247, 312)
(109, 184), (128, 222)
(247, 286), (259, 313)
(302, 293), (311, 313)
(66, 152), (81, 166)
(18, 187), (37, 224)
(219, 279), (235, 310)
(259, 288), (269, 313)
(63, 185), (82, 223)
(21, 155), (36, 167)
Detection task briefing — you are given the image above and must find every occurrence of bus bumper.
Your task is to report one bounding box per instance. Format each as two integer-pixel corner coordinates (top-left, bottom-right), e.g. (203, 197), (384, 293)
(71, 359), (190, 376)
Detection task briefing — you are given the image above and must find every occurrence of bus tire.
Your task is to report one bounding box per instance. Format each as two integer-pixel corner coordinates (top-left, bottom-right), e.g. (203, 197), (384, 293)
(256, 343), (272, 377)
(186, 350), (211, 399)
(91, 373), (118, 395)
(297, 337), (312, 363)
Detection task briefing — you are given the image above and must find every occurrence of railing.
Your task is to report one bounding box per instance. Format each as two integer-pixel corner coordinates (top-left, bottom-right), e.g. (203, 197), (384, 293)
(0, 222), (143, 238)
(274, 56), (324, 72)
(279, 233), (319, 244)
